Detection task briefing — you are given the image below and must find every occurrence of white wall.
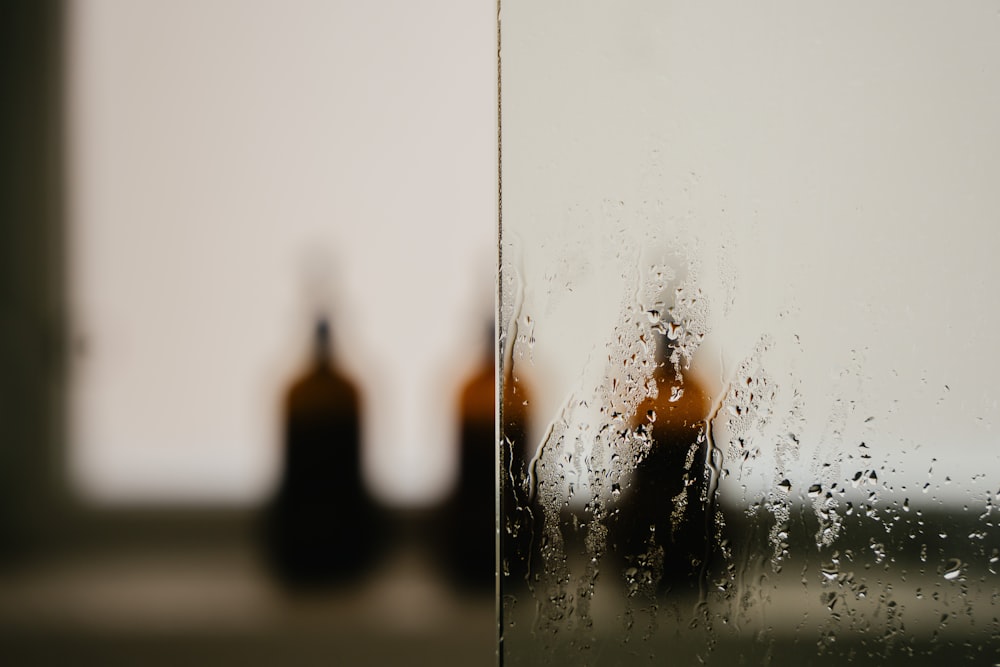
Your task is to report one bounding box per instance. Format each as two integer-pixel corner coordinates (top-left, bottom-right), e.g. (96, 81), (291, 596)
(67, 0), (497, 506)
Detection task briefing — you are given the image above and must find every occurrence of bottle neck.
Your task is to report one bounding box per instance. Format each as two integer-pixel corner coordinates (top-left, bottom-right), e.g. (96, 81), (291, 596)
(314, 317), (333, 367)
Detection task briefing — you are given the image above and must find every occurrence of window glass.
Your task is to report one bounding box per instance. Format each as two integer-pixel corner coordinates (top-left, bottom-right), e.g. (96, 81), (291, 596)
(500, 2), (1000, 662)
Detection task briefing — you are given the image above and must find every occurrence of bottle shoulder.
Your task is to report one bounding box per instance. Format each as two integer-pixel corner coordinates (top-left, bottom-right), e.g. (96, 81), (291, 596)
(460, 363), (495, 422)
(286, 365), (360, 414)
(634, 366), (712, 429)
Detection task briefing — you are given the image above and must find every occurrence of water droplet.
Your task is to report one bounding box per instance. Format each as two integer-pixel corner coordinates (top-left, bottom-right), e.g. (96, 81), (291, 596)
(669, 386), (684, 402)
(808, 484), (823, 498)
(778, 479), (792, 493)
(943, 558), (963, 581)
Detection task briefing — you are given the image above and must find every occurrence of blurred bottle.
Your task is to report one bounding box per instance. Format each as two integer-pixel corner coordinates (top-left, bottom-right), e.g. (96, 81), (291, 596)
(440, 325), (532, 592)
(439, 325), (494, 590)
(264, 317), (382, 588)
(609, 325), (712, 597)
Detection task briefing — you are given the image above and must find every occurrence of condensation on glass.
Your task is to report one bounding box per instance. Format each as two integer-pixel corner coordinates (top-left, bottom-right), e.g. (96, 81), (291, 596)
(499, 2), (1000, 664)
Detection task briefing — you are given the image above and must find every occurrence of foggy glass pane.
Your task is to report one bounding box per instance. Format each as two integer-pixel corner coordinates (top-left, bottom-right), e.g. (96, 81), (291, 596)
(498, 2), (1000, 663)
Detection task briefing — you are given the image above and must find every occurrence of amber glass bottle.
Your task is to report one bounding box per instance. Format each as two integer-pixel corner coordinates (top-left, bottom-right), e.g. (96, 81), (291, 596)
(442, 327), (495, 589)
(264, 318), (380, 587)
(442, 326), (532, 591)
(609, 327), (712, 596)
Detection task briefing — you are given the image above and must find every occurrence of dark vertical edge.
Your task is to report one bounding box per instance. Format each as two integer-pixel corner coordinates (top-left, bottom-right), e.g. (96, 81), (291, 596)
(0, 0), (68, 562)
(495, 1), (504, 665)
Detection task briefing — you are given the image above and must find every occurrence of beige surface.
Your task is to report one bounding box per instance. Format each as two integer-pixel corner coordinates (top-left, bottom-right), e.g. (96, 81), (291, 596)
(0, 545), (494, 666)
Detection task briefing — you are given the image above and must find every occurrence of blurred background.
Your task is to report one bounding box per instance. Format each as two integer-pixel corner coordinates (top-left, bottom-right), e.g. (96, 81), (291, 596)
(1, 1), (498, 664)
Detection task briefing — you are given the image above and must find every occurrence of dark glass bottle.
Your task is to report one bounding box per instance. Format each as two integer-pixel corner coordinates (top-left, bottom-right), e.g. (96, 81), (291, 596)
(442, 326), (532, 591)
(442, 327), (496, 590)
(264, 317), (380, 587)
(609, 328), (712, 597)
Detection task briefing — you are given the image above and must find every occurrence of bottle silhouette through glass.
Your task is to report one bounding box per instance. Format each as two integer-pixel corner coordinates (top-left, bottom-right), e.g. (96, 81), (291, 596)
(608, 322), (713, 597)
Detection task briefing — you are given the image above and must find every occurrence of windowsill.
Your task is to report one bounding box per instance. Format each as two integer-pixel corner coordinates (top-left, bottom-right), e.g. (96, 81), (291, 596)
(0, 511), (494, 666)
